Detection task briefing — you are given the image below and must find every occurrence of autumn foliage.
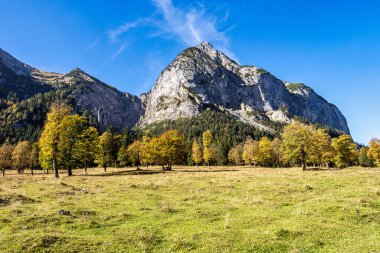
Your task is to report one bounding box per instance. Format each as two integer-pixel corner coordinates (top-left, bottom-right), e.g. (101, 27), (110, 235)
(0, 103), (379, 177)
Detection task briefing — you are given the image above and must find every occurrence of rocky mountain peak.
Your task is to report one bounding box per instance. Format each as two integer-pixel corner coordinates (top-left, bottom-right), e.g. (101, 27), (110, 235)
(140, 44), (350, 134)
(0, 48), (33, 76)
(194, 41), (240, 72)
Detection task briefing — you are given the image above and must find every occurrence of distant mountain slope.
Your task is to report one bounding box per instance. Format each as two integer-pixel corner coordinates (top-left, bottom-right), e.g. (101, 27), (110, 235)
(140, 42), (349, 134)
(0, 50), (144, 143)
(0, 42), (349, 143)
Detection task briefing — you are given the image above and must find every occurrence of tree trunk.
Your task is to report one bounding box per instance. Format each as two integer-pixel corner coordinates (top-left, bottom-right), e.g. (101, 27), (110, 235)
(2, 169), (4, 177)
(136, 164), (140, 170)
(103, 165), (107, 172)
(67, 166), (73, 176)
(53, 159), (59, 178)
(302, 162), (306, 171)
(84, 167), (88, 176)
(31, 168), (34, 176)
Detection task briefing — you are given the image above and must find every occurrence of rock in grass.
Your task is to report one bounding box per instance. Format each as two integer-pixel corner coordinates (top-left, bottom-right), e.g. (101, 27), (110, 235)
(58, 210), (76, 218)
(305, 185), (313, 191)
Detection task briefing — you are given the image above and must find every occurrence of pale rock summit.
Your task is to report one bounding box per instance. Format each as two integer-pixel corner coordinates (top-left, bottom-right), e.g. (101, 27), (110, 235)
(140, 41), (349, 133)
(0, 43), (350, 134)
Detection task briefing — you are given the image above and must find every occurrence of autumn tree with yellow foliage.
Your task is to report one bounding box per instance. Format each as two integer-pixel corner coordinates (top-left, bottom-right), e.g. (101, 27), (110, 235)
(0, 143), (13, 176)
(152, 130), (186, 170)
(202, 130), (215, 168)
(281, 121), (317, 170)
(191, 138), (203, 166)
(228, 144), (243, 165)
(12, 141), (32, 174)
(38, 103), (72, 178)
(368, 139), (380, 167)
(242, 137), (259, 166)
(331, 134), (357, 168)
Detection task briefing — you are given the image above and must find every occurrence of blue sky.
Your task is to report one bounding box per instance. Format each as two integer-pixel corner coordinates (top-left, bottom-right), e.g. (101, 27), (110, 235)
(0, 0), (379, 144)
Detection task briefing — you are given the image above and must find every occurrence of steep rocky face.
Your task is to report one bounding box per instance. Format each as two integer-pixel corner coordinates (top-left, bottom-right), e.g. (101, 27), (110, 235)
(0, 48), (144, 132)
(140, 42), (349, 134)
(57, 68), (144, 131)
(0, 48), (61, 100)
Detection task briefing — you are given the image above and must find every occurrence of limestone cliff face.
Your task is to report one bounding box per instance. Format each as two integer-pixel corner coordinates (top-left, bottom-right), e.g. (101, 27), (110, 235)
(0, 44), (349, 134)
(140, 42), (349, 133)
(57, 69), (144, 131)
(0, 47), (144, 131)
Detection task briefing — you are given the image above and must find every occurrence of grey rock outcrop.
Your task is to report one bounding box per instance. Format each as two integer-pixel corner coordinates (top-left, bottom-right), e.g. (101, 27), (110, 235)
(58, 68), (144, 131)
(140, 42), (349, 133)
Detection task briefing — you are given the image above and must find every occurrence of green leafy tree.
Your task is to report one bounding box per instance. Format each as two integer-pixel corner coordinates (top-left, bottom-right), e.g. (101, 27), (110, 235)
(359, 147), (374, 167)
(58, 114), (87, 176)
(95, 130), (114, 172)
(73, 126), (99, 175)
(331, 134), (357, 168)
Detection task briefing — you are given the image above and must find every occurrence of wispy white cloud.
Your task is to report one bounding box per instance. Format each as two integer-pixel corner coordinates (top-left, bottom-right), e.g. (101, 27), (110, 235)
(152, 0), (229, 46)
(87, 37), (100, 50)
(111, 41), (128, 60)
(107, 0), (236, 60)
(107, 19), (151, 42)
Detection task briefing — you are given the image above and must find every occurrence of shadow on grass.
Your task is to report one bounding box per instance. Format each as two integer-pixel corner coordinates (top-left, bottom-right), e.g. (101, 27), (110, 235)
(304, 167), (347, 171)
(82, 168), (239, 177)
(173, 169), (239, 173)
(83, 169), (164, 177)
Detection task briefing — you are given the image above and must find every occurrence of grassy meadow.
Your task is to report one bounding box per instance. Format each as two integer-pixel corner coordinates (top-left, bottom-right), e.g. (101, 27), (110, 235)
(1, 166), (380, 252)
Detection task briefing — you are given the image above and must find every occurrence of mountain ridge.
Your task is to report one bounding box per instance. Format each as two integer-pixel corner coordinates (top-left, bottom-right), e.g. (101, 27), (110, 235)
(0, 42), (349, 144)
(140, 41), (349, 134)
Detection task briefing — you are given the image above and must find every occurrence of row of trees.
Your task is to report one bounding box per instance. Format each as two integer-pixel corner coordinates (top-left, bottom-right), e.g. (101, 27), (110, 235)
(226, 121), (379, 170)
(0, 141), (39, 176)
(1, 104), (380, 177)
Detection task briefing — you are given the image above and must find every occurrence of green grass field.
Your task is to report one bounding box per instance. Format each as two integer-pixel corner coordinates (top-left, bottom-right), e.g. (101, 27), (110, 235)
(1, 166), (380, 252)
